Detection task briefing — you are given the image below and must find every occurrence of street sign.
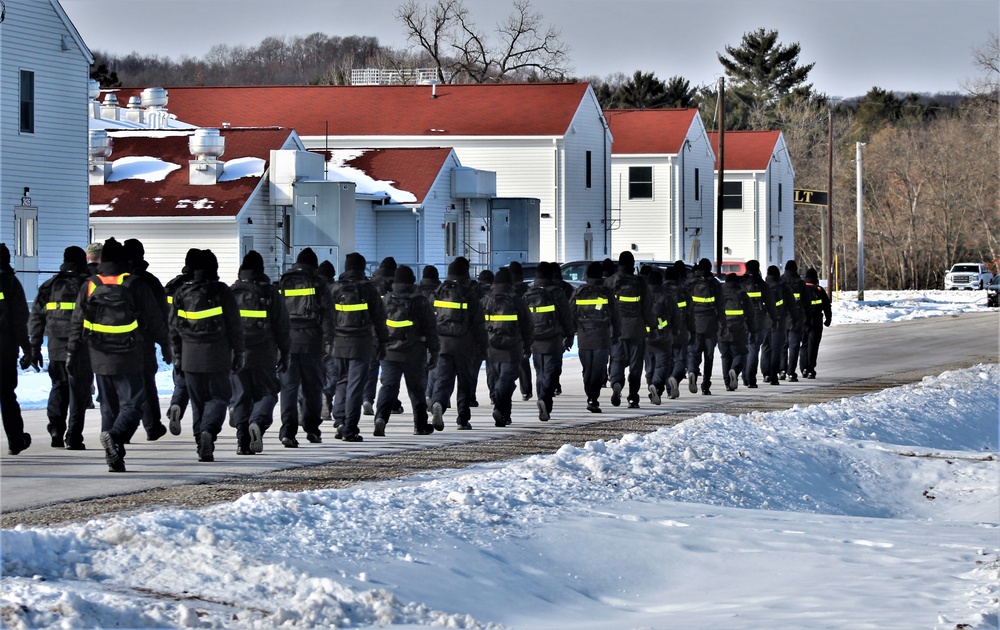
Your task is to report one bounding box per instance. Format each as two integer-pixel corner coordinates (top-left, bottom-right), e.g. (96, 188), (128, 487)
(794, 189), (828, 206)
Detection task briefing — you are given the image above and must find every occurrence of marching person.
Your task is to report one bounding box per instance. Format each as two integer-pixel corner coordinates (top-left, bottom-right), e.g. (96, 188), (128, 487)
(170, 249), (244, 462)
(661, 265), (689, 399)
(524, 262), (574, 421)
(780, 260), (811, 381)
(606, 251), (655, 408)
(762, 265), (797, 386)
(329, 252), (387, 442)
(362, 257), (397, 417)
(430, 257), (486, 431)
(419, 264), (442, 405)
(164, 249), (196, 435)
(800, 267), (832, 379)
(317, 259), (338, 423)
(739, 260), (775, 388)
(685, 258), (727, 395)
(68, 238), (171, 472)
(229, 251), (289, 454)
(571, 261), (620, 412)
(718, 273), (757, 391)
(508, 260), (533, 402)
(644, 269), (678, 403)
(1, 243), (33, 455)
(277, 248), (334, 447)
(373, 265), (438, 436)
(481, 267), (533, 427)
(28, 246), (91, 449)
(122, 238), (170, 442)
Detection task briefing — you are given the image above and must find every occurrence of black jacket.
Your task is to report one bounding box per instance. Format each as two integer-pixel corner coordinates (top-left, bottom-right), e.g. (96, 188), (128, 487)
(571, 278), (620, 350)
(481, 281), (533, 363)
(526, 278), (575, 355)
(232, 269), (290, 366)
(684, 269), (727, 336)
(605, 270), (655, 340)
(330, 269), (387, 359)
(719, 276), (757, 343)
(781, 270), (811, 330)
(804, 281), (833, 328)
(29, 262), (89, 361)
(434, 274), (487, 356)
(647, 283), (679, 350)
(764, 274), (799, 331)
(68, 261), (169, 375)
(0, 266), (30, 356)
(169, 270), (245, 373)
(383, 282), (439, 363)
(739, 272), (777, 337)
(279, 263), (335, 355)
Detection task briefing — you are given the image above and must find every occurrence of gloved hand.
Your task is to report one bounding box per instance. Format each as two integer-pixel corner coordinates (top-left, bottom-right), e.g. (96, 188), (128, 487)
(563, 337), (574, 352)
(427, 352), (439, 370)
(277, 350), (289, 372)
(19, 354), (31, 371)
(377, 344), (387, 362)
(523, 347), (532, 360)
(231, 351), (245, 374)
(65, 352), (76, 374)
(30, 346), (44, 372)
(161, 344), (173, 365)
(824, 318), (831, 328)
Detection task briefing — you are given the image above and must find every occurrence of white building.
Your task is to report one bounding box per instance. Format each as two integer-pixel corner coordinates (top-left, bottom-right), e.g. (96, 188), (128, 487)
(113, 83), (612, 264)
(708, 131), (795, 268)
(0, 0), (93, 299)
(605, 109), (716, 263)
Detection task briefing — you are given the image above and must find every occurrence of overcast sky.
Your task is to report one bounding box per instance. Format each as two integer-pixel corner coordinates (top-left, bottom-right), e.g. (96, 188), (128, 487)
(61, 0), (997, 98)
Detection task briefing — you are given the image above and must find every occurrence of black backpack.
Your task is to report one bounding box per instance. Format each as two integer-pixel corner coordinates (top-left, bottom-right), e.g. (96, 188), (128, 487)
(613, 274), (644, 320)
(572, 283), (611, 330)
(688, 274), (717, 317)
(433, 280), (470, 337)
(231, 278), (271, 346)
(45, 273), (85, 340)
(333, 279), (371, 337)
(173, 279), (225, 343)
(279, 271), (321, 327)
(484, 293), (520, 350)
(83, 275), (140, 353)
(384, 291), (417, 348)
(523, 285), (560, 339)
(722, 287), (745, 325)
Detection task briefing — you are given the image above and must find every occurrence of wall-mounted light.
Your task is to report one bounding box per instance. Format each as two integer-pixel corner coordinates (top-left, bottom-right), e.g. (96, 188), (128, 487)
(631, 243), (638, 251)
(246, 217), (253, 224)
(724, 246), (731, 254)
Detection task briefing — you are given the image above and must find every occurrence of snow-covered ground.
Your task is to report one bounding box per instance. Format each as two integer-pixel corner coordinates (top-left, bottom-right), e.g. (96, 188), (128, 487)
(2, 363), (997, 628)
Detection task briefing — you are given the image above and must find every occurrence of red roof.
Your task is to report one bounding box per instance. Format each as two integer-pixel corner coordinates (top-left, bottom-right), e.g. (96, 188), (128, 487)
(337, 147), (453, 204)
(604, 109), (699, 154)
(707, 131), (781, 171)
(112, 83), (592, 137)
(89, 128), (292, 218)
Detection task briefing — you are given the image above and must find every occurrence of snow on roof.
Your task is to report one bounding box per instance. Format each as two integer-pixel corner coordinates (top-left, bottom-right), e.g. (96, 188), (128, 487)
(604, 109), (700, 155)
(105, 156), (180, 183)
(217, 157), (266, 182)
(325, 147), (455, 204)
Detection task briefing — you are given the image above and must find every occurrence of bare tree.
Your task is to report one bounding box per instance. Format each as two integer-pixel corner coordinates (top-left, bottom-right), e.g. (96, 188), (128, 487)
(395, 0), (571, 83)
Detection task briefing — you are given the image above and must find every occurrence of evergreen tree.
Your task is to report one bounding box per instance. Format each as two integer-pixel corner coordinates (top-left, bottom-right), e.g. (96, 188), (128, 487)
(612, 70), (668, 109)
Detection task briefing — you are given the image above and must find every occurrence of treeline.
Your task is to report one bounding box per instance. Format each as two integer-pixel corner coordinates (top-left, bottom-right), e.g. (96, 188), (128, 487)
(90, 26), (999, 291)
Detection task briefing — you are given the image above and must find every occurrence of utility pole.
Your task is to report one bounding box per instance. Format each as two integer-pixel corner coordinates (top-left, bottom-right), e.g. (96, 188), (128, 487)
(825, 108), (834, 285)
(715, 76), (725, 275)
(856, 142), (866, 301)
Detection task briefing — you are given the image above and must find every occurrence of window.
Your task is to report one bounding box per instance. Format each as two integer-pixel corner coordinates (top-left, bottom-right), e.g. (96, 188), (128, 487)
(628, 166), (653, 199)
(20, 70), (35, 133)
(694, 168), (700, 201)
(778, 183), (783, 212)
(722, 181), (743, 210)
(585, 151), (592, 189)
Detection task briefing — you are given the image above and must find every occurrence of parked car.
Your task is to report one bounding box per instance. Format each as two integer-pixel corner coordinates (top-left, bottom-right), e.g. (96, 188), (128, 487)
(944, 263), (994, 290)
(987, 275), (1000, 307)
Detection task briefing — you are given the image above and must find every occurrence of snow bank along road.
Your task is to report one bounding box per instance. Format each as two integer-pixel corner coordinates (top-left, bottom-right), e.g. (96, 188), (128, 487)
(2, 311), (996, 527)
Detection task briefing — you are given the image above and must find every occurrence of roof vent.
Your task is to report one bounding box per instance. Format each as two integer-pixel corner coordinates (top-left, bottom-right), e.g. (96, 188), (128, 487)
(141, 87), (168, 109)
(100, 93), (120, 121)
(189, 128), (225, 185)
(88, 79), (101, 101)
(88, 130), (113, 186)
(124, 96), (145, 123)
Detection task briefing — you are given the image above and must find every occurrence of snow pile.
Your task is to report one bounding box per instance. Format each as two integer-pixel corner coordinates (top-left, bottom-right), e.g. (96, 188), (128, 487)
(2, 365), (997, 629)
(831, 289), (992, 324)
(105, 155), (180, 183)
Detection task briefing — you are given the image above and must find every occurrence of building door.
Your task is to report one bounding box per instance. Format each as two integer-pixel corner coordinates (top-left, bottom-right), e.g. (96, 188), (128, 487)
(13, 205), (39, 293)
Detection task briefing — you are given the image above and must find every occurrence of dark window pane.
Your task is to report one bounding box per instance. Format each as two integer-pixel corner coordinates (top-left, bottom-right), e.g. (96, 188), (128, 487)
(628, 166), (653, 199)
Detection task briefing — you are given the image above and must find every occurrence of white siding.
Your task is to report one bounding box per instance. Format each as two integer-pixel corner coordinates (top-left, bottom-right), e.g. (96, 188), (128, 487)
(235, 177), (283, 281)
(90, 220), (239, 285)
(0, 0), (92, 298)
(610, 157), (674, 260)
(679, 123), (716, 265)
(375, 210), (419, 265)
(719, 173), (757, 264)
(354, 202), (378, 265)
(561, 91), (612, 262)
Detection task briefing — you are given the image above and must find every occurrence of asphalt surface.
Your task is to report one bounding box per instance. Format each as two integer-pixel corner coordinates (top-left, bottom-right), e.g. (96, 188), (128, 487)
(1, 311), (996, 527)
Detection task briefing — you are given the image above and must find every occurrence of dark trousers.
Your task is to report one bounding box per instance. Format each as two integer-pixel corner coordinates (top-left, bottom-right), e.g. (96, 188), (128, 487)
(432, 353), (475, 423)
(1, 349), (27, 451)
(644, 342), (673, 392)
(783, 327), (805, 376)
(518, 355), (533, 398)
(761, 328), (785, 381)
(719, 340), (748, 385)
(140, 342), (162, 427)
(279, 352), (323, 440)
(487, 359), (519, 421)
(670, 334), (688, 381)
(375, 360), (428, 430)
(801, 324), (824, 374)
(687, 332), (717, 391)
(185, 369), (232, 440)
(531, 352), (563, 412)
(745, 330), (762, 386)
(322, 353), (339, 409)
(169, 365), (189, 414)
(579, 347), (610, 403)
(333, 356), (369, 439)
(231, 365), (279, 444)
(48, 359), (92, 443)
(362, 352), (379, 405)
(96, 371), (145, 446)
(610, 337), (646, 403)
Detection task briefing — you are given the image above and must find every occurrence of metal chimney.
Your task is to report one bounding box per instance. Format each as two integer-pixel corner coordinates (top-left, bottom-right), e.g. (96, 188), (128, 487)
(189, 128), (225, 185)
(88, 130), (113, 185)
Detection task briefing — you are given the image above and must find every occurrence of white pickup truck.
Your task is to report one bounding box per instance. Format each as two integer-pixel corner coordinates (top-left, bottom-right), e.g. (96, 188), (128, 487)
(944, 263), (994, 290)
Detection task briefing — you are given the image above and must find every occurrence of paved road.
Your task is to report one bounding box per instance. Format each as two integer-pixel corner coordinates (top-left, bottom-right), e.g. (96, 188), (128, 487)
(1, 311), (996, 522)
